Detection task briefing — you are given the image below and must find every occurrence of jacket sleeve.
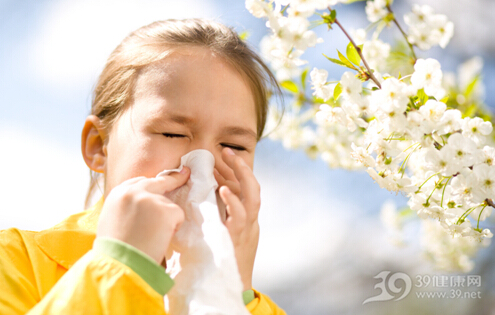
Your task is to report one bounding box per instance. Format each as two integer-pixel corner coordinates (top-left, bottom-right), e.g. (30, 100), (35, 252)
(28, 249), (168, 315)
(0, 230), (170, 315)
(246, 289), (287, 315)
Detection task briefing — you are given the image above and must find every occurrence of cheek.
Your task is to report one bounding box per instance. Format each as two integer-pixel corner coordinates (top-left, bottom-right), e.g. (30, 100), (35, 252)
(127, 137), (183, 176)
(107, 133), (179, 182)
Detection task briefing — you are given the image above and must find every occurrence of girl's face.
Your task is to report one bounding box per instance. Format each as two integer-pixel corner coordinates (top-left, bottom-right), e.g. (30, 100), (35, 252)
(103, 47), (258, 196)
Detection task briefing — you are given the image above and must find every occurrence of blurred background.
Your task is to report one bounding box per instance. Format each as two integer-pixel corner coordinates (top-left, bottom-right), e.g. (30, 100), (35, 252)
(1, 0), (495, 313)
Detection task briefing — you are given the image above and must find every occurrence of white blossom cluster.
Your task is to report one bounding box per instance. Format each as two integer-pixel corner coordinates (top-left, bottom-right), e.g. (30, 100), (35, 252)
(247, 0), (350, 80)
(249, 0), (494, 271)
(264, 103), (365, 170)
(314, 58), (494, 269)
(404, 4), (454, 50)
(351, 28), (391, 74)
(420, 219), (489, 272)
(320, 58), (493, 230)
(364, 0), (391, 23)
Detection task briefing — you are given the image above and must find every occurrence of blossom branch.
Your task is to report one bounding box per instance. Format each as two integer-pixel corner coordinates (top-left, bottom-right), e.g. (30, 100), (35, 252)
(329, 9), (382, 89)
(386, 4), (417, 61)
(485, 198), (495, 209)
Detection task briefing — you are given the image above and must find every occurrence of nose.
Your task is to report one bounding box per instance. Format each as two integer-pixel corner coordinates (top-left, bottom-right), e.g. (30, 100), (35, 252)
(187, 141), (225, 172)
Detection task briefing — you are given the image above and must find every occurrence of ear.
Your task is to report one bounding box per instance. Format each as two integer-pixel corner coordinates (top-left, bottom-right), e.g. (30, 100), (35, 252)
(81, 115), (107, 173)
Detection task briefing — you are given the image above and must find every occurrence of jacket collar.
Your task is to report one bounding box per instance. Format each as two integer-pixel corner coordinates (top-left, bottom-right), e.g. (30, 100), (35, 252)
(34, 198), (104, 269)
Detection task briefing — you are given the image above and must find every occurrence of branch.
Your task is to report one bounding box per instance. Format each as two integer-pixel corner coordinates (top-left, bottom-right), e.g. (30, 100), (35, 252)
(329, 7), (382, 89)
(386, 4), (417, 61)
(485, 198), (495, 209)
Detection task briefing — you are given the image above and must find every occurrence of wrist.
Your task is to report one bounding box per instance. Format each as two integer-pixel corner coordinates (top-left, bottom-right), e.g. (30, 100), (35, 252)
(241, 277), (252, 292)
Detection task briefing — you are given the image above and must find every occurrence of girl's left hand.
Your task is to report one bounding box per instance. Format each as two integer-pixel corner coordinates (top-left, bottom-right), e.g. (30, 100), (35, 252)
(214, 147), (260, 292)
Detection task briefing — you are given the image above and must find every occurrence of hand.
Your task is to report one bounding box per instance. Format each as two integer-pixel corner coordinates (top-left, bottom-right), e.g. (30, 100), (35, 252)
(214, 148), (260, 291)
(96, 167), (190, 265)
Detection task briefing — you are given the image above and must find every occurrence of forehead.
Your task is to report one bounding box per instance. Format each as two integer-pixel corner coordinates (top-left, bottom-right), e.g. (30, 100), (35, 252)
(130, 47), (257, 125)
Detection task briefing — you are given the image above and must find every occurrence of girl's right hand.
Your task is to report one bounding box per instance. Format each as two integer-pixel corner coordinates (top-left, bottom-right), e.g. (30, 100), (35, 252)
(96, 167), (190, 265)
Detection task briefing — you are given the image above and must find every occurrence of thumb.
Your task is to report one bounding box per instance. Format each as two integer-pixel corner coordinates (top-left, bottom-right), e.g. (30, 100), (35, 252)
(149, 166), (191, 194)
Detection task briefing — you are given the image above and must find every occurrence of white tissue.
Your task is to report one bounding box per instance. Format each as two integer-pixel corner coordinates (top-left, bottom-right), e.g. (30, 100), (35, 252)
(156, 150), (250, 315)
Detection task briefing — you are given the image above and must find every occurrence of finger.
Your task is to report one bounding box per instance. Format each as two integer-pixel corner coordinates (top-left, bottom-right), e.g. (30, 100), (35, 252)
(214, 168), (241, 196)
(219, 186), (246, 236)
(215, 155), (240, 184)
(143, 166), (191, 194)
(221, 148), (260, 218)
(164, 202), (185, 232)
(120, 176), (147, 187)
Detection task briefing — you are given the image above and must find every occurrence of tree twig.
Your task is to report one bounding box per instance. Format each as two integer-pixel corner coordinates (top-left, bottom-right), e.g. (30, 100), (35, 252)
(329, 7), (382, 89)
(386, 4), (417, 61)
(485, 198), (495, 209)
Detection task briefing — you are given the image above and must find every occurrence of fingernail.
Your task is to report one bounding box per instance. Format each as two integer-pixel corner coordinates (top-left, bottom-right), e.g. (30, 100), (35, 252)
(225, 148), (235, 155)
(221, 186), (230, 194)
(180, 167), (188, 174)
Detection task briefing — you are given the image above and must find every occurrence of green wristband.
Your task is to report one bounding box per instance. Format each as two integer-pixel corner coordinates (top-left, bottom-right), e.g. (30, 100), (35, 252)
(93, 237), (174, 296)
(242, 289), (255, 305)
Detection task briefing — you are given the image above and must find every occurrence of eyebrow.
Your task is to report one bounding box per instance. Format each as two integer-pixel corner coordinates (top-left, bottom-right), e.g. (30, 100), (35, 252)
(222, 126), (257, 139)
(168, 113), (196, 125)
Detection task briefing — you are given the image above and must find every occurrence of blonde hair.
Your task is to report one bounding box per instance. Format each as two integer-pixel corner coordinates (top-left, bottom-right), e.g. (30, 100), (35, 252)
(85, 18), (279, 207)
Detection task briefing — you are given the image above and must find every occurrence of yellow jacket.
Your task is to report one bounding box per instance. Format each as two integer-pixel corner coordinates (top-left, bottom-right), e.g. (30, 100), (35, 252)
(0, 199), (286, 315)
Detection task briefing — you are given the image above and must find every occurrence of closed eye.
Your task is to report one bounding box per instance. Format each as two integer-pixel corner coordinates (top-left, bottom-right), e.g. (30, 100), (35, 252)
(221, 143), (246, 151)
(162, 133), (186, 138)
(163, 134), (245, 150)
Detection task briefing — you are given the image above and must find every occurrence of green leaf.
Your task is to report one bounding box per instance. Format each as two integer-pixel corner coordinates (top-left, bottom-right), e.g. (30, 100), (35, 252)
(322, 10), (337, 28)
(238, 30), (250, 41)
(463, 103), (477, 118)
(330, 9), (337, 22)
(337, 50), (357, 70)
(280, 80), (299, 94)
(334, 82), (343, 100)
(323, 53), (348, 67)
(417, 88), (428, 105)
(465, 75), (480, 97)
(346, 42), (361, 66)
(301, 68), (308, 90)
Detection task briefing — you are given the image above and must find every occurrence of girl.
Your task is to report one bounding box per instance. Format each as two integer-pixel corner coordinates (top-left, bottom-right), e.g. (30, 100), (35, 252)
(0, 19), (286, 314)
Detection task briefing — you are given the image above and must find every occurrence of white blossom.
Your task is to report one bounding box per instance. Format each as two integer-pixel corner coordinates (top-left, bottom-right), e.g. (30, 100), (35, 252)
(278, 0), (344, 14)
(245, 0), (273, 18)
(450, 171), (478, 204)
(424, 146), (458, 176)
(260, 35), (302, 81)
(365, 0), (388, 23)
(404, 4), (454, 50)
(472, 164), (495, 201)
(310, 68), (333, 101)
(350, 142), (375, 167)
(438, 109), (462, 135)
(443, 133), (478, 168)
(482, 146), (495, 166)
(340, 71), (362, 102)
(350, 28), (367, 45)
(411, 58), (443, 97)
(461, 117), (493, 145)
(419, 99), (446, 133)
(362, 39), (390, 72)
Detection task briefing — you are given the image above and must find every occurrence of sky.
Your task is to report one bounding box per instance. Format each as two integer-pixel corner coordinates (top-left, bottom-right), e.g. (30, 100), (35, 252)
(1, 0), (495, 313)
